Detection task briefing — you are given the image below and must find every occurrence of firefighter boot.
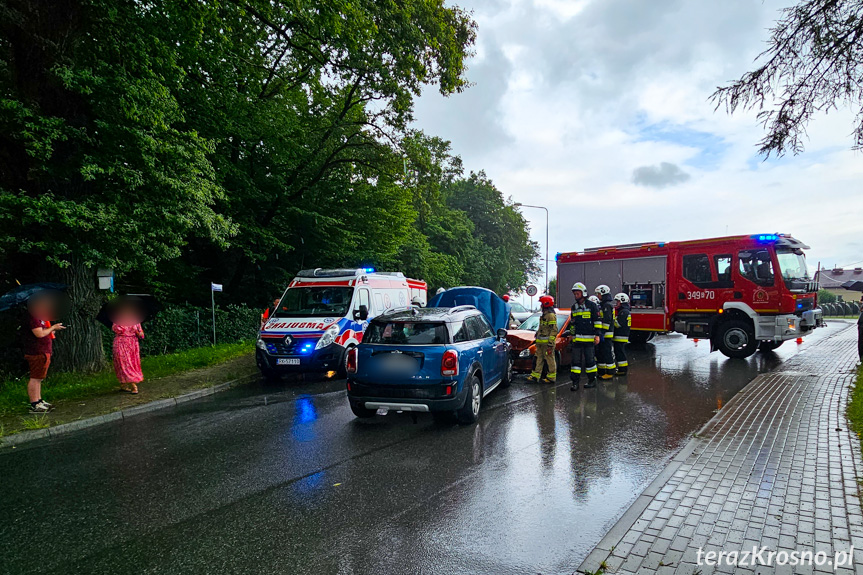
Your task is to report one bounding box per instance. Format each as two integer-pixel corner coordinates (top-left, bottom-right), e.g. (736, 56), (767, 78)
(584, 376), (597, 389)
(543, 372), (556, 384)
(615, 366), (628, 376)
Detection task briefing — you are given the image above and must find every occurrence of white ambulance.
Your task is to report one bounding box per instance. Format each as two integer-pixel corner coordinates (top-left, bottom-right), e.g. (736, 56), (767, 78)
(255, 268), (427, 378)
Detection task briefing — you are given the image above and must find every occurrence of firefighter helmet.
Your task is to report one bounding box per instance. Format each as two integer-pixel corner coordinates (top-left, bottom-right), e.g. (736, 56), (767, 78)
(614, 293), (630, 304)
(539, 295), (554, 308)
(588, 295), (600, 306)
(595, 284), (611, 296)
(571, 282), (587, 293)
(502, 294), (510, 302)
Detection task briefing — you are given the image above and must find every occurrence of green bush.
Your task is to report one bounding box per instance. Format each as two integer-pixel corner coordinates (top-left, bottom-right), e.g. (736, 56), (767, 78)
(103, 303), (261, 357)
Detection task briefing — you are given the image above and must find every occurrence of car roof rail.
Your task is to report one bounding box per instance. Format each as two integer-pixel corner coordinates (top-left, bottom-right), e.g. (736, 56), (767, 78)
(447, 305), (477, 314)
(380, 306), (413, 316)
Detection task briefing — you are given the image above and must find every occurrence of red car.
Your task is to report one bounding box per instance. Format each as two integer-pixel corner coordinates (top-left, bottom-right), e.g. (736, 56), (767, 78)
(507, 310), (570, 373)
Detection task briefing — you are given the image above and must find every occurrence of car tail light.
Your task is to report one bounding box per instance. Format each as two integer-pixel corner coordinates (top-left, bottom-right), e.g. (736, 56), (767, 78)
(441, 349), (458, 377)
(346, 348), (358, 374)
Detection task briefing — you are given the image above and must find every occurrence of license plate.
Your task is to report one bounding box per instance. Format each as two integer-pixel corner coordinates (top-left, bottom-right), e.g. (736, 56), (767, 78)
(277, 358), (300, 366)
(382, 354), (417, 373)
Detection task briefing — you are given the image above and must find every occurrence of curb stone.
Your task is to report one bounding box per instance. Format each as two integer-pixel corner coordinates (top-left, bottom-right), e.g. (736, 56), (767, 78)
(0, 372), (258, 448)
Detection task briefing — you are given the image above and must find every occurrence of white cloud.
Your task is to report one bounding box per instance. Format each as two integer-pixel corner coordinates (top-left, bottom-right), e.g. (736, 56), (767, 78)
(412, 0), (863, 290)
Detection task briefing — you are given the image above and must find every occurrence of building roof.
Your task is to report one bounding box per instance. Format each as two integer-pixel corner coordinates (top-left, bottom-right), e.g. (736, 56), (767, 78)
(815, 268), (863, 289)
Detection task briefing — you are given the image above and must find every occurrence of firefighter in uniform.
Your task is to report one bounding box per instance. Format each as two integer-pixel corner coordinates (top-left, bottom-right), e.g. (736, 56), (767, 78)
(613, 293), (631, 375)
(595, 285), (616, 379)
(568, 283), (601, 390)
(529, 295), (558, 383)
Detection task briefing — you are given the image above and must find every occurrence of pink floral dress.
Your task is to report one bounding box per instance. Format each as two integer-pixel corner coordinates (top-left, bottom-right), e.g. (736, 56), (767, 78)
(112, 324), (144, 384)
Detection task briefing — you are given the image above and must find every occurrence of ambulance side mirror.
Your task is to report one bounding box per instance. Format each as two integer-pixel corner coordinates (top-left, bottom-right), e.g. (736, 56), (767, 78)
(353, 305), (369, 321)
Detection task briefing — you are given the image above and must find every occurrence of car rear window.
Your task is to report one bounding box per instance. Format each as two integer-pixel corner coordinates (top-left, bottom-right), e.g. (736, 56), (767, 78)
(364, 321), (449, 345)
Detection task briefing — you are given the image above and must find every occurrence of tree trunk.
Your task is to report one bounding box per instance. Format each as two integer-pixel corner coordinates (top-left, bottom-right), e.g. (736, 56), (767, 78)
(51, 259), (106, 373)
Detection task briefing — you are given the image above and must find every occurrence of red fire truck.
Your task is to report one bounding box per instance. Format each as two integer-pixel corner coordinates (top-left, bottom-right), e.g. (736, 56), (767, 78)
(556, 234), (822, 358)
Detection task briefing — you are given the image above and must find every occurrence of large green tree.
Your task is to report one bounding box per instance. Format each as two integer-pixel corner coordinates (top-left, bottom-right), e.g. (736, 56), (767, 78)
(0, 0), (234, 371)
(0, 0), (476, 371)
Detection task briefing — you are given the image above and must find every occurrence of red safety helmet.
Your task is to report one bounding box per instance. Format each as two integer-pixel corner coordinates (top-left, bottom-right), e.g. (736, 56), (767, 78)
(502, 294), (510, 302)
(539, 295), (554, 307)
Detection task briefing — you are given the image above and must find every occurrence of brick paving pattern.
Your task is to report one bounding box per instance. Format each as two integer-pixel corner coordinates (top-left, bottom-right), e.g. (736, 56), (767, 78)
(578, 324), (863, 575)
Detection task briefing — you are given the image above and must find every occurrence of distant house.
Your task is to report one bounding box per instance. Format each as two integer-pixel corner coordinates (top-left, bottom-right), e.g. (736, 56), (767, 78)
(815, 268), (863, 301)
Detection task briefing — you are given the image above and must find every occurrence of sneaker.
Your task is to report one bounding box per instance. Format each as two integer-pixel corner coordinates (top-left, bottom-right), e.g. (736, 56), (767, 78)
(40, 399), (53, 409)
(29, 401), (51, 414)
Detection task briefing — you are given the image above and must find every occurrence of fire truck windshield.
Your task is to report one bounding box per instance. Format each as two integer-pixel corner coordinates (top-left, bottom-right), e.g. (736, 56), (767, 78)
(273, 286), (354, 318)
(776, 249), (810, 281)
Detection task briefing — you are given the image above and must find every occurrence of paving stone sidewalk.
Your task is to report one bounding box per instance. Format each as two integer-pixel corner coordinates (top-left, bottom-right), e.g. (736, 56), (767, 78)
(578, 324), (863, 575)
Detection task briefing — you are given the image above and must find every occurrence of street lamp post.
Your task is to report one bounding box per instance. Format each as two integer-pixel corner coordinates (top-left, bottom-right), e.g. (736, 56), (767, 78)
(514, 202), (549, 296)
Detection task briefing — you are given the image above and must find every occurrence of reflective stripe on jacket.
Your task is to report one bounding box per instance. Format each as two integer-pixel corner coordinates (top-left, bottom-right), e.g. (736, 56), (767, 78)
(535, 309), (558, 344)
(613, 304), (631, 342)
(569, 298), (601, 341)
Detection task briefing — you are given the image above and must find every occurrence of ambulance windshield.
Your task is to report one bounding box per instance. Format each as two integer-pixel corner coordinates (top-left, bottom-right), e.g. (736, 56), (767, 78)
(274, 286), (354, 318)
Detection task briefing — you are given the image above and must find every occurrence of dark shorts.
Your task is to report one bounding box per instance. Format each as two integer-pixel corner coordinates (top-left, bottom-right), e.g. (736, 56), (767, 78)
(25, 353), (51, 380)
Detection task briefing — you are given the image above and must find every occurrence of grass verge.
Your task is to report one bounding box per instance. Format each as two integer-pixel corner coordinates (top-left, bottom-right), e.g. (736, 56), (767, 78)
(847, 364), (863, 447)
(0, 342), (253, 416)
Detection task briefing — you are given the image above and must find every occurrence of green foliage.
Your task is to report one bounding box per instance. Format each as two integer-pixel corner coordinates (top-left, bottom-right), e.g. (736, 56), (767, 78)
(0, 342), (252, 415)
(106, 304), (261, 357)
(0, 0), (539, 374)
(548, 277), (557, 298)
(846, 365), (863, 451)
(818, 289), (837, 304)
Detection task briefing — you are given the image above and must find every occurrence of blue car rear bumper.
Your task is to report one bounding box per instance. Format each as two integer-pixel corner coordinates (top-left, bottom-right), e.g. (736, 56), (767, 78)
(347, 379), (467, 412)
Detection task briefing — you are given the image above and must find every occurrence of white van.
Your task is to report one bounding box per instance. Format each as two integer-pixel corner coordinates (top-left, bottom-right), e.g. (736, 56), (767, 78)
(255, 268), (427, 377)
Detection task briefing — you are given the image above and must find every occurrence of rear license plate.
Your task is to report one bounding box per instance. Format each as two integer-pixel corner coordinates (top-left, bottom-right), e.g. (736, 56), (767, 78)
(381, 354), (417, 373)
(277, 358), (300, 366)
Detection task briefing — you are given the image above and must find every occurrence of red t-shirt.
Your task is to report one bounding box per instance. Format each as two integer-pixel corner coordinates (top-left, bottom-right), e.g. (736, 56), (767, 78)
(23, 315), (53, 355)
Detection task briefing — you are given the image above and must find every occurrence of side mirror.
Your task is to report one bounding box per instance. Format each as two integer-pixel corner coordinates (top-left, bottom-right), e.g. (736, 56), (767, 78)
(497, 328), (508, 340)
(353, 304), (369, 321)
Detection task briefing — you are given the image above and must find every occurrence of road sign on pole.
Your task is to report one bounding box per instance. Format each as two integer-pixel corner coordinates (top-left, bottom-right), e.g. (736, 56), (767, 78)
(526, 285), (538, 296)
(210, 283), (222, 345)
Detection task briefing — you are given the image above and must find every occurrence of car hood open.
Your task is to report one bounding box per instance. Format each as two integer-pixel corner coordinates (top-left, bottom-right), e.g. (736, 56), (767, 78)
(427, 286), (512, 333)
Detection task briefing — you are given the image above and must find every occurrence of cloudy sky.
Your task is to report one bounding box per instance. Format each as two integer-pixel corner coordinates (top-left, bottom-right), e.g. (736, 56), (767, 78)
(413, 0), (863, 297)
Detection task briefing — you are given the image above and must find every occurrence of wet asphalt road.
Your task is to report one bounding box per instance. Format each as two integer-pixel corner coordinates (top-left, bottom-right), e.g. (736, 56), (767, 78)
(0, 323), (843, 575)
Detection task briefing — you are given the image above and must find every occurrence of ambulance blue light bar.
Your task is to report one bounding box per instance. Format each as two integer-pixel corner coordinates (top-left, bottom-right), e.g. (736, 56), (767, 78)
(754, 234), (779, 242)
(363, 267), (376, 273)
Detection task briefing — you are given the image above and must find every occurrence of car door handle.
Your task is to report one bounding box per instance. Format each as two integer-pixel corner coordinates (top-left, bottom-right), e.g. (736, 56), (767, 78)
(477, 350), (483, 355)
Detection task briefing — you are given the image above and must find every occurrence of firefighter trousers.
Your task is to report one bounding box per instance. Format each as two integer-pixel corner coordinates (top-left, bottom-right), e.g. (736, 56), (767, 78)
(613, 340), (628, 374)
(570, 342), (597, 382)
(597, 338), (615, 375)
(532, 343), (557, 380)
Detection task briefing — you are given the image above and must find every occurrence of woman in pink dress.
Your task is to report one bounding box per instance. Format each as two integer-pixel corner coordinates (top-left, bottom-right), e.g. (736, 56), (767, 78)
(112, 307), (145, 394)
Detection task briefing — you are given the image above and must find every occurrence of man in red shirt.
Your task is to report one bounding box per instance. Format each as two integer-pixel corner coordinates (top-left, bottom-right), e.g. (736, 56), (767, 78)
(24, 293), (65, 413)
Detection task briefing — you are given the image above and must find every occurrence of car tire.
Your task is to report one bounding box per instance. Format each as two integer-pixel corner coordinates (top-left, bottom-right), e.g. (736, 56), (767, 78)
(457, 374), (482, 425)
(716, 319), (758, 359)
(350, 401), (376, 418)
(337, 345), (355, 378)
(759, 340), (783, 352)
(500, 357), (513, 388)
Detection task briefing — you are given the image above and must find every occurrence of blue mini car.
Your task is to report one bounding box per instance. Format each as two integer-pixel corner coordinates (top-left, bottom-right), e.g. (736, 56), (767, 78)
(346, 287), (512, 424)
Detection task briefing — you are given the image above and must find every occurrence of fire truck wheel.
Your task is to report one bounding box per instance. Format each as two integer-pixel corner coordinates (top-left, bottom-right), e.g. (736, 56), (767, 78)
(759, 340), (784, 352)
(716, 320), (758, 359)
(629, 331), (655, 345)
